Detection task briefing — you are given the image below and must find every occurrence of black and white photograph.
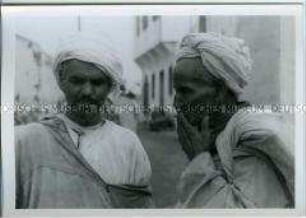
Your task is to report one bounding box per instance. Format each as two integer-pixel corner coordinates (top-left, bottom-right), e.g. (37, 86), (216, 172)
(1, 3), (305, 217)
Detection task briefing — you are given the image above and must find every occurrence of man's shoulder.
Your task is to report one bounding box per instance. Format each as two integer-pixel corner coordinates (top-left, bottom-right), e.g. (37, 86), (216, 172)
(226, 109), (289, 143)
(15, 122), (49, 141)
(105, 120), (145, 151)
(106, 120), (138, 139)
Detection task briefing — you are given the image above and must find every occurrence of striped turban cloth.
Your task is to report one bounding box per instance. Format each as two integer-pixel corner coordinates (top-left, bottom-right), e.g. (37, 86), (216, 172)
(53, 32), (123, 101)
(175, 32), (253, 96)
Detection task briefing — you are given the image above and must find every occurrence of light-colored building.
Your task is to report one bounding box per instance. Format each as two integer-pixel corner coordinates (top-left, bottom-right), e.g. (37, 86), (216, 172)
(134, 16), (295, 120)
(15, 34), (63, 104)
(15, 34), (63, 124)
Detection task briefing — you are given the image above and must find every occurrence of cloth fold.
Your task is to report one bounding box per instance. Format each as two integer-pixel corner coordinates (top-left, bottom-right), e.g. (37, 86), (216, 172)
(215, 109), (294, 196)
(15, 116), (154, 208)
(177, 109), (294, 208)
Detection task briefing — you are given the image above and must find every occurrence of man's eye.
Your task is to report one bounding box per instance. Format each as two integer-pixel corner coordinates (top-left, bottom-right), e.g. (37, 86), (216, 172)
(69, 77), (84, 85)
(178, 87), (193, 94)
(91, 79), (106, 86)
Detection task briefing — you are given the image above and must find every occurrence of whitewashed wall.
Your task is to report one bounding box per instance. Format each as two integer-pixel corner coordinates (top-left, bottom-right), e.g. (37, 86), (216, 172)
(205, 16), (295, 105)
(15, 34), (63, 105)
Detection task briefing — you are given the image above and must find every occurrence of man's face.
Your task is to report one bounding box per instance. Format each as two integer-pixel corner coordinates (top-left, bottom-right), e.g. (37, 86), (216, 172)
(59, 59), (112, 112)
(173, 58), (217, 127)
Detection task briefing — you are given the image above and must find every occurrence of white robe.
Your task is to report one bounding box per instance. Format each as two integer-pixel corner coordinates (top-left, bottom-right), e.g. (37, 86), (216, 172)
(58, 114), (151, 186)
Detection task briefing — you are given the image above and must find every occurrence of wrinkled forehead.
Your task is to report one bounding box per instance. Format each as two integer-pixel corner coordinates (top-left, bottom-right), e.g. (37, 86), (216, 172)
(174, 57), (216, 84)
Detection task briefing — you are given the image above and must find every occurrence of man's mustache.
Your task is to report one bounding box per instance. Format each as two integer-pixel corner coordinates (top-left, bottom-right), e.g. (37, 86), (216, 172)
(74, 97), (101, 105)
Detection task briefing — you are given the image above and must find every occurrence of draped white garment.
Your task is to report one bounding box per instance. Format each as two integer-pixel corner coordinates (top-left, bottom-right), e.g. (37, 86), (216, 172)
(58, 114), (151, 186)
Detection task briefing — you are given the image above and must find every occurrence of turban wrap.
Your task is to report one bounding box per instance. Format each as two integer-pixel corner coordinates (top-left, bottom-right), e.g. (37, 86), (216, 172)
(53, 32), (123, 101)
(175, 32), (253, 96)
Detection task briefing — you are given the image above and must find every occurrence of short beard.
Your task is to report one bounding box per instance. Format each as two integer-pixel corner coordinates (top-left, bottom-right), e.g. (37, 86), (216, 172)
(184, 111), (204, 130)
(65, 102), (104, 126)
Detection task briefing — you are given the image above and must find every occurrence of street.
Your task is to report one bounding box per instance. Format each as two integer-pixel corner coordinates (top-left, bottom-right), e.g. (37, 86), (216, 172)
(137, 128), (188, 208)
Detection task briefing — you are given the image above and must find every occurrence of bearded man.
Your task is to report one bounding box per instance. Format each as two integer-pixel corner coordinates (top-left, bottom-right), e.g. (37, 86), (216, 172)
(15, 33), (153, 209)
(173, 33), (294, 208)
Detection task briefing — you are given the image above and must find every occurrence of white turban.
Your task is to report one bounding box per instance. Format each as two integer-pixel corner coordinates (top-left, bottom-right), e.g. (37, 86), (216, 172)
(175, 32), (253, 96)
(53, 32), (123, 100)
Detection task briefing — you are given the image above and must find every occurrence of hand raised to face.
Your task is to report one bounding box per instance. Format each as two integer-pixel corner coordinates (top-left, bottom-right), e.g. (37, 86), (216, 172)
(177, 112), (212, 161)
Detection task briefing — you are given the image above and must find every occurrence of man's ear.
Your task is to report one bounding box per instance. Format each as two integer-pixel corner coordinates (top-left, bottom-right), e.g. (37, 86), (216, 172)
(214, 82), (229, 103)
(58, 76), (68, 94)
(105, 76), (114, 96)
(106, 87), (112, 98)
(215, 82), (237, 104)
(57, 65), (67, 91)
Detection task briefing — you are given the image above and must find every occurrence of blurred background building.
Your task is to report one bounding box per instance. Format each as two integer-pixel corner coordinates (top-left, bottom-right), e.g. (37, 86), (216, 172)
(15, 34), (62, 104)
(15, 34), (63, 125)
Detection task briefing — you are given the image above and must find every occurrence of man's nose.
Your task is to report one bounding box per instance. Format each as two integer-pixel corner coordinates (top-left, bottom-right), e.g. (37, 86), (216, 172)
(82, 82), (94, 96)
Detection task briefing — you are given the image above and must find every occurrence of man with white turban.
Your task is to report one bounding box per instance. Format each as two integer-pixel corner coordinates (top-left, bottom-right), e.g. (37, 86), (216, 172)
(173, 33), (294, 208)
(15, 33), (154, 208)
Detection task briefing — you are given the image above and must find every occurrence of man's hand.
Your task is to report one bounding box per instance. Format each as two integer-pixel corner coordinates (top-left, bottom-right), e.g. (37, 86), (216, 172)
(177, 113), (212, 161)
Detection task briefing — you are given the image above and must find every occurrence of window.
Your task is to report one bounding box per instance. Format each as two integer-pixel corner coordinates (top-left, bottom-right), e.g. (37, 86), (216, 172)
(151, 74), (155, 99)
(199, 16), (207, 32)
(136, 17), (140, 36)
(143, 75), (149, 110)
(142, 16), (149, 30)
(159, 70), (165, 107)
(168, 66), (173, 95)
(152, 16), (160, 21)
